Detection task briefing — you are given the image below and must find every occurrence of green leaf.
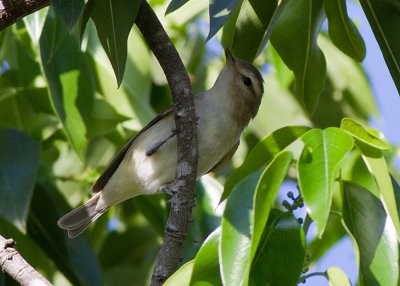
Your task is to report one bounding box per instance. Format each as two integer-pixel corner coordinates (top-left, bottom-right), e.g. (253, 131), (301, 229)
(164, 260), (194, 286)
(327, 267), (351, 286)
(190, 228), (222, 286)
(341, 118), (391, 151)
(222, 0), (290, 61)
(89, 0), (142, 86)
(166, 0), (191, 14)
(342, 182), (399, 286)
(220, 171), (261, 286)
(23, 7), (49, 44)
(250, 211), (306, 286)
(359, 0), (400, 94)
(207, 0), (243, 41)
(251, 151), (292, 259)
(0, 129), (40, 231)
(325, 0), (366, 61)
(53, 0), (84, 30)
(318, 36), (377, 119)
(222, 125), (309, 202)
(298, 128), (353, 236)
(271, 0), (327, 114)
(87, 96), (129, 138)
(357, 142), (400, 243)
(29, 184), (103, 286)
(40, 12), (94, 157)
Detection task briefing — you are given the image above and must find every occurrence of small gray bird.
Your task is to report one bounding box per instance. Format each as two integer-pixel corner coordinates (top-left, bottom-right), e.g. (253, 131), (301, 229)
(58, 49), (264, 238)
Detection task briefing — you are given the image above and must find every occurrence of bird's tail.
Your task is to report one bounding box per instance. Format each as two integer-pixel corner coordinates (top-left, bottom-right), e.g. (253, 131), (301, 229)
(57, 193), (109, 238)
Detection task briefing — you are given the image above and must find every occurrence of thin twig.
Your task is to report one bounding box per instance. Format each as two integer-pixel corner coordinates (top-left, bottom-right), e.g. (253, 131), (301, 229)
(135, 1), (198, 285)
(0, 235), (52, 286)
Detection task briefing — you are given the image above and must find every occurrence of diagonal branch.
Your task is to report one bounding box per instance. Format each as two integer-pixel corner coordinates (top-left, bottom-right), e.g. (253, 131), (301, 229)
(0, 235), (52, 286)
(135, 2), (198, 285)
(0, 0), (51, 31)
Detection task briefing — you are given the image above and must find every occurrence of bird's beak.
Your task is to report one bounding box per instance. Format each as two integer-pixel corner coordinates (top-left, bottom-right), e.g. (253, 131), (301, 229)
(225, 48), (235, 67)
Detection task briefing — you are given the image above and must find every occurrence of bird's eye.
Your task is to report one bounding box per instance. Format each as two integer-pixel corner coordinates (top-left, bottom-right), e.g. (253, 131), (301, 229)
(243, 76), (252, 87)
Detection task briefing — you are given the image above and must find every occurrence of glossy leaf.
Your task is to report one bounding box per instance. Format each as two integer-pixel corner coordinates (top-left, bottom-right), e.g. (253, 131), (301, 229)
(166, 0), (191, 15)
(190, 228), (222, 286)
(298, 128), (353, 236)
(207, 0), (243, 41)
(251, 151), (293, 259)
(342, 182), (399, 286)
(164, 261), (194, 286)
(53, 0), (84, 30)
(341, 118), (391, 151)
(359, 0), (400, 94)
(220, 172), (261, 286)
(0, 129), (39, 231)
(250, 211), (306, 286)
(221, 0), (279, 61)
(271, 0), (327, 114)
(357, 142), (400, 243)
(222, 125), (309, 202)
(89, 0), (142, 86)
(325, 0), (366, 61)
(327, 267), (351, 286)
(40, 12), (94, 157)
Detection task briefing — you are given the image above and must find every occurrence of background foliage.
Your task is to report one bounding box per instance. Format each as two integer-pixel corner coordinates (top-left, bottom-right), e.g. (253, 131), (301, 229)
(1, 0), (400, 285)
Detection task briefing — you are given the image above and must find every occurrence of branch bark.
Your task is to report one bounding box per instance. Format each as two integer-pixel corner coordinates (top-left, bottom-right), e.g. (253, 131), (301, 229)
(135, 2), (198, 285)
(0, 0), (51, 31)
(0, 235), (52, 286)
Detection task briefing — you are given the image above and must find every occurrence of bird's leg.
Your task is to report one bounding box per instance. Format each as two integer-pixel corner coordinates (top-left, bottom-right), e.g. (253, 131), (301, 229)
(159, 183), (176, 196)
(146, 129), (177, 156)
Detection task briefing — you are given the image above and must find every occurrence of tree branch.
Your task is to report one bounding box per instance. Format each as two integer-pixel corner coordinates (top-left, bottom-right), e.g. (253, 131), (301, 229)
(135, 2), (198, 285)
(0, 235), (52, 286)
(0, 0), (51, 31)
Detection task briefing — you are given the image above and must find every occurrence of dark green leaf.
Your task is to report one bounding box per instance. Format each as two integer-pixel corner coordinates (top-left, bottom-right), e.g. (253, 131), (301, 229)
(53, 0), (84, 30)
(222, 0), (289, 61)
(0, 129), (39, 231)
(271, 0), (327, 114)
(40, 11), (94, 157)
(298, 128), (353, 236)
(342, 181), (399, 286)
(166, 0), (191, 14)
(222, 125), (309, 202)
(220, 171), (261, 286)
(190, 228), (222, 286)
(251, 211), (306, 286)
(359, 0), (400, 94)
(89, 0), (143, 86)
(207, 0), (243, 41)
(28, 184), (103, 286)
(325, 0), (366, 61)
(251, 151), (292, 259)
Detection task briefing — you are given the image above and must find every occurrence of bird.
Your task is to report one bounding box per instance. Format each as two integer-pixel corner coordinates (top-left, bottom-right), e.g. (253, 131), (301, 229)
(58, 49), (264, 238)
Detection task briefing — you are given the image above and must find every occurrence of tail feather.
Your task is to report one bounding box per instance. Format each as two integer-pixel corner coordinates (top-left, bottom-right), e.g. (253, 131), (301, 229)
(58, 193), (109, 238)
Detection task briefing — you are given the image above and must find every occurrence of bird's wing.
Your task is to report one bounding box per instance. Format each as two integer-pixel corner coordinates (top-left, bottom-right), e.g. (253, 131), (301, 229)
(91, 107), (175, 192)
(207, 141), (239, 174)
